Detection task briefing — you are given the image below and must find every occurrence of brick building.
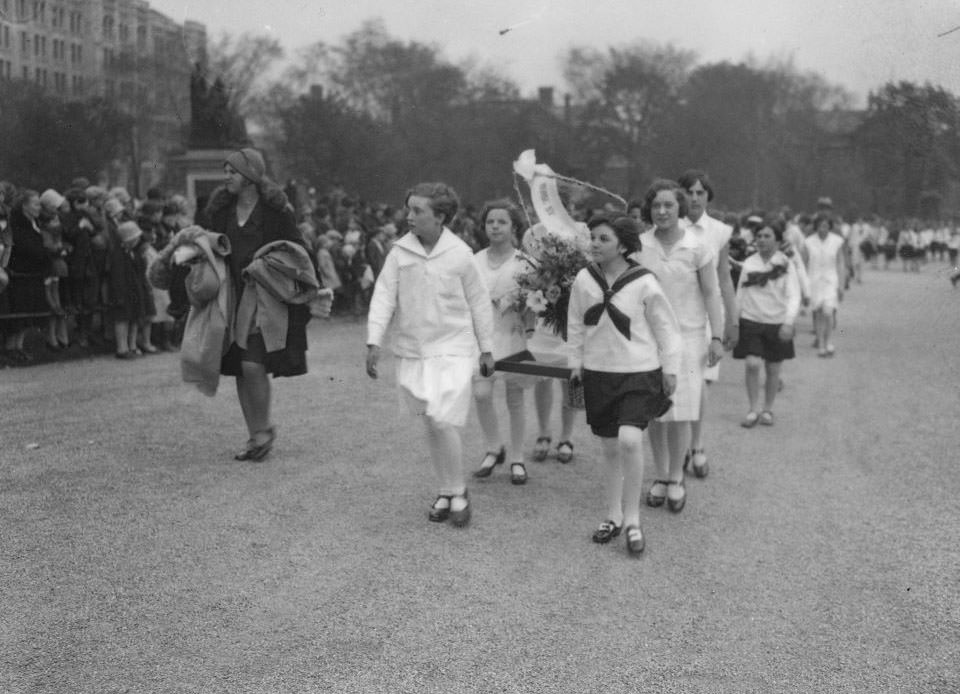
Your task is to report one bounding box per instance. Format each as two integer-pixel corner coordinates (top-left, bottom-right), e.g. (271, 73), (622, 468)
(0, 0), (206, 192)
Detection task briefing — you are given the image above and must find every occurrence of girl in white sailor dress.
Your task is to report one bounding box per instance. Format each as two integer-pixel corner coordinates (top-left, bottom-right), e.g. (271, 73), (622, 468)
(567, 215), (681, 555)
(366, 183), (495, 528)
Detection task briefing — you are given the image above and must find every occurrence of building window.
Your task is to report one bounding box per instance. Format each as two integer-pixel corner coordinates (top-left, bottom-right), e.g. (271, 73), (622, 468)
(22, 64), (27, 79)
(118, 22), (128, 43)
(103, 15), (113, 40)
(20, 30), (27, 54)
(137, 25), (146, 50)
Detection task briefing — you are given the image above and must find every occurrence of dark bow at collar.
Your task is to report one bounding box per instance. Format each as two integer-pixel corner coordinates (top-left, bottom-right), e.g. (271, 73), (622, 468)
(583, 261), (650, 339)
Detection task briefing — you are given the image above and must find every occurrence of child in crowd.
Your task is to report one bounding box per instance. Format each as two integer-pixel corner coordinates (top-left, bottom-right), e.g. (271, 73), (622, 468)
(109, 221), (153, 358)
(39, 189), (70, 348)
(366, 182), (495, 527)
(567, 215), (681, 555)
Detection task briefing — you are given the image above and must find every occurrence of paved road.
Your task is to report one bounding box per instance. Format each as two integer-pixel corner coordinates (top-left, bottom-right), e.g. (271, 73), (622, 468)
(2, 263), (958, 693)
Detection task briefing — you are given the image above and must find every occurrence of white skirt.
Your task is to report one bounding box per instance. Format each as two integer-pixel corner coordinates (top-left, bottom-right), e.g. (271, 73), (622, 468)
(396, 355), (475, 427)
(657, 329), (706, 422)
(703, 323), (719, 382)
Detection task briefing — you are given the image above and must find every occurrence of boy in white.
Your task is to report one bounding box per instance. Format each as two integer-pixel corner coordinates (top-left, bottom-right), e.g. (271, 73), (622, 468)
(567, 216), (681, 555)
(366, 182), (495, 527)
(803, 213), (845, 357)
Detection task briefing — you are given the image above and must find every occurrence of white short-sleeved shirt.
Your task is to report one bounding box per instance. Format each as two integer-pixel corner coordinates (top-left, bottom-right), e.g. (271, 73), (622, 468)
(684, 214), (731, 270)
(473, 248), (527, 360)
(633, 229), (715, 333)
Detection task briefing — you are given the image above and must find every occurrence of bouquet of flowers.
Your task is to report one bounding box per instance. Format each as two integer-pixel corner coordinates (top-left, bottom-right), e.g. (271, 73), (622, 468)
(513, 231), (590, 340)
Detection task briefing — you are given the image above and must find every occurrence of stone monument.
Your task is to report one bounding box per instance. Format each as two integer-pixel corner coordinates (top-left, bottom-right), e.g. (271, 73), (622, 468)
(167, 63), (254, 215)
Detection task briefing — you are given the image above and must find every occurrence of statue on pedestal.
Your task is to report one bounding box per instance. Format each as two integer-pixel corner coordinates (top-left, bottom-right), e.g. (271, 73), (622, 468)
(189, 63), (250, 149)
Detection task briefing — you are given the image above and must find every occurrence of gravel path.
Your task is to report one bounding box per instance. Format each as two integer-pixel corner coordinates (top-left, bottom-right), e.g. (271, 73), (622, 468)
(2, 263), (958, 693)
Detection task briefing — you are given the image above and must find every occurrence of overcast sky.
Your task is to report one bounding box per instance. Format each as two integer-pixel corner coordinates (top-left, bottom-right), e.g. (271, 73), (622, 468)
(150, 0), (960, 105)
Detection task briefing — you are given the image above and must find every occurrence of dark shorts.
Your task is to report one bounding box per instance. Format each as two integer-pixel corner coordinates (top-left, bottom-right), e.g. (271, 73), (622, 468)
(582, 368), (673, 438)
(733, 318), (795, 363)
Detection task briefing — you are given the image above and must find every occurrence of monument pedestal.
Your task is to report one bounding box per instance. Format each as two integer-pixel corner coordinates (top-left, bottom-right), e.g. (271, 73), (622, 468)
(165, 148), (232, 211)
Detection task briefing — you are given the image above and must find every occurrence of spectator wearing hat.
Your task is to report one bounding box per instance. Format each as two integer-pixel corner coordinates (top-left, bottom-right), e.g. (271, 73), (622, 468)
(160, 200), (189, 334)
(201, 147), (322, 461)
(38, 189), (70, 349)
(0, 182), (14, 349)
(62, 189), (98, 347)
(108, 220), (153, 358)
(4, 190), (49, 362)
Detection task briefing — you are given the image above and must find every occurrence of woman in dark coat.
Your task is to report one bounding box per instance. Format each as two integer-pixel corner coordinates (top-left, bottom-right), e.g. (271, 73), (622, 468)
(205, 148), (315, 461)
(4, 190), (49, 361)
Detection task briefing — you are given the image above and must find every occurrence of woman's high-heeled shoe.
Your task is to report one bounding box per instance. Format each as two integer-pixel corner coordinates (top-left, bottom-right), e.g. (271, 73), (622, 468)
(235, 426), (276, 462)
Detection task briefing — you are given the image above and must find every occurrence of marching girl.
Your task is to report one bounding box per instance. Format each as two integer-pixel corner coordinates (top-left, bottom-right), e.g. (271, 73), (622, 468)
(733, 220), (801, 427)
(567, 215), (681, 555)
(471, 200), (533, 485)
(633, 180), (724, 514)
(366, 182), (495, 527)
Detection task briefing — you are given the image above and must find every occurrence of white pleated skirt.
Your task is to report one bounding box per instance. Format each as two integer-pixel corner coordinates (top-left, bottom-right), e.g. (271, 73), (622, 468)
(396, 355), (475, 427)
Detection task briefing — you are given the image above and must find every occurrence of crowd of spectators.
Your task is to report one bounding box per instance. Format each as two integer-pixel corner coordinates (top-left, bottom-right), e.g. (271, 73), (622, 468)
(2, 173), (957, 368)
(0, 178), (196, 365)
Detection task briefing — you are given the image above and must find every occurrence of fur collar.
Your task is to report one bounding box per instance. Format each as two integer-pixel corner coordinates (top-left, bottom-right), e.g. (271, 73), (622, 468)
(205, 180), (290, 217)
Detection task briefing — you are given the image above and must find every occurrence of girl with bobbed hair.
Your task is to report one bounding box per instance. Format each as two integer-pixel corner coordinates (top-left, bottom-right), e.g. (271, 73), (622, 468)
(366, 181), (495, 527)
(567, 214), (681, 554)
(640, 179), (689, 225)
(632, 179), (724, 514)
(733, 220), (801, 427)
(471, 198), (533, 485)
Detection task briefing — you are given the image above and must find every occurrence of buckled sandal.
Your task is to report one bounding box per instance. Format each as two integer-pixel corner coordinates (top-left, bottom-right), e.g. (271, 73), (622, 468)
(740, 411), (759, 428)
(234, 426), (276, 462)
(449, 490), (471, 527)
(556, 440), (574, 464)
(532, 436), (551, 461)
(624, 525), (645, 555)
(428, 495), (452, 523)
(759, 411), (774, 426)
(646, 480), (669, 507)
(591, 519), (622, 544)
(510, 462), (527, 485)
(472, 446), (505, 478)
(666, 480), (686, 513)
